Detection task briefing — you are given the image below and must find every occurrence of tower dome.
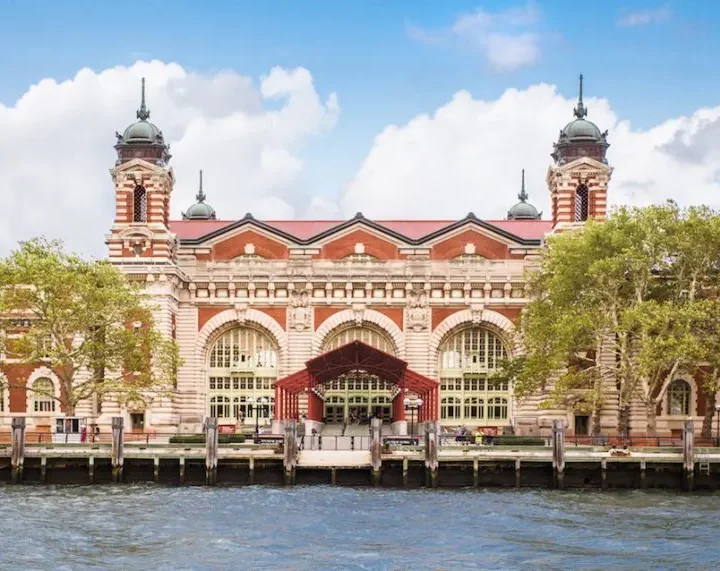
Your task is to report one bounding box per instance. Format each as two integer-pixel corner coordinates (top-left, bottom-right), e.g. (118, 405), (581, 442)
(507, 169), (541, 220)
(114, 78), (171, 166)
(182, 170), (217, 220)
(551, 74), (609, 165)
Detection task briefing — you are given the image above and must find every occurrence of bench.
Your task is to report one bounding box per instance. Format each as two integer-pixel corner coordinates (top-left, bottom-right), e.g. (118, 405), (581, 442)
(253, 435), (285, 445)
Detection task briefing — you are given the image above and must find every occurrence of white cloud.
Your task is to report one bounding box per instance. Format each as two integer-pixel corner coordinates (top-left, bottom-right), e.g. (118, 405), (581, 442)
(0, 61), (338, 256)
(409, 2), (542, 71)
(341, 84), (720, 220)
(617, 6), (672, 27)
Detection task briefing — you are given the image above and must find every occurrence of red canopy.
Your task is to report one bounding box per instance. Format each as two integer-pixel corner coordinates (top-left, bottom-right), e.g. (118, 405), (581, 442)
(273, 341), (439, 421)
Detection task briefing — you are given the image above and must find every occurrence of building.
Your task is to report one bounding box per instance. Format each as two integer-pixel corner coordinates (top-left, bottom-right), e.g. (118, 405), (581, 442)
(0, 76), (705, 438)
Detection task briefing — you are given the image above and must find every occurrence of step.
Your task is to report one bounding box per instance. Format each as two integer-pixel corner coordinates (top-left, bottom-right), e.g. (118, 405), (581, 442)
(297, 450), (371, 467)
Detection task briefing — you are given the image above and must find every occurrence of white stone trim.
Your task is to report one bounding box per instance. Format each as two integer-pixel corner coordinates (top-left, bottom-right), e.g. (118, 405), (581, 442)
(429, 308), (516, 358)
(25, 366), (62, 415)
(195, 307), (288, 365)
(0, 372), (8, 414)
(312, 308), (405, 358)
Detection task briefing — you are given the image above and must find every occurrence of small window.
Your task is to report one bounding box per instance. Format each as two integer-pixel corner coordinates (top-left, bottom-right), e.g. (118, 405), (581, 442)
(575, 184), (589, 222)
(133, 186), (147, 223)
(32, 377), (56, 413)
(668, 380), (691, 416)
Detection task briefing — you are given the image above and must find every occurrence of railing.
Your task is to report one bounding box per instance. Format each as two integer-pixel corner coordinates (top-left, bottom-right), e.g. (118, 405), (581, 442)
(0, 431), (158, 445)
(299, 434), (373, 451)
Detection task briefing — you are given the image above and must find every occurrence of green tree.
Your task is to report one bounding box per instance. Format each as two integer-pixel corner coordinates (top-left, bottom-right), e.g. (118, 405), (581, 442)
(504, 203), (720, 436)
(0, 238), (180, 417)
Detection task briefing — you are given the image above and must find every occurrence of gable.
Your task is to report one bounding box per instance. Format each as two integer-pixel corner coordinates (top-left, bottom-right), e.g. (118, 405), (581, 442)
(430, 228), (525, 260)
(320, 228), (400, 260)
(211, 229), (289, 260)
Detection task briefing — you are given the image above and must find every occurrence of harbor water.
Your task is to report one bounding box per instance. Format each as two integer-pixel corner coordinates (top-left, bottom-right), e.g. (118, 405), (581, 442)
(1, 485), (718, 570)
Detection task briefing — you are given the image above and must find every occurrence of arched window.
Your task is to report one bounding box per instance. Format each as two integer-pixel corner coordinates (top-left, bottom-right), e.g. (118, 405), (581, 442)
(575, 184), (589, 222)
(133, 186), (147, 223)
(668, 380), (691, 416)
(207, 327), (278, 421)
(441, 397), (462, 420)
(32, 377), (56, 413)
(438, 326), (511, 425)
(323, 325), (396, 356)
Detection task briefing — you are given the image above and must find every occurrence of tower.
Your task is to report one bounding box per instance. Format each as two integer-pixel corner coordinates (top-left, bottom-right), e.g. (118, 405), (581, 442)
(507, 169), (541, 220)
(107, 78), (176, 261)
(547, 75), (613, 228)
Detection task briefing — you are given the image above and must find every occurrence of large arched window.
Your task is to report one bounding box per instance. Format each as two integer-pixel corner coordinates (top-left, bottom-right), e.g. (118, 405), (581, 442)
(207, 327), (278, 422)
(133, 186), (147, 223)
(321, 325), (397, 423)
(667, 380), (691, 416)
(575, 184), (589, 222)
(32, 377), (56, 413)
(438, 327), (510, 424)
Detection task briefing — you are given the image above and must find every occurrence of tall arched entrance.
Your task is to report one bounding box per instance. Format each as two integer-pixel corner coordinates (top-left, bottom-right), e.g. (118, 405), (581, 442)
(206, 326), (278, 427)
(319, 325), (397, 424)
(274, 341), (439, 427)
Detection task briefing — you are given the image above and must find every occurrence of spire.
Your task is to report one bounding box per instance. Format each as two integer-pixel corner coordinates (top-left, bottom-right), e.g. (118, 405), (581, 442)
(518, 169), (528, 202)
(573, 73), (587, 119)
(136, 77), (150, 121)
(196, 170), (206, 202)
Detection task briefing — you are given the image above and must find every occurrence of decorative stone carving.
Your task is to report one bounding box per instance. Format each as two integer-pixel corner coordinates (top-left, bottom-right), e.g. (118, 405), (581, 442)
(471, 304), (485, 325)
(406, 289), (429, 331)
(352, 303), (366, 327)
(234, 303), (248, 324)
(288, 290), (311, 331)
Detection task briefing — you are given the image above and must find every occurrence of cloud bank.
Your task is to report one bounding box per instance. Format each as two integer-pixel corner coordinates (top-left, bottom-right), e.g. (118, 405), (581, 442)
(3, 60), (720, 257)
(0, 61), (339, 256)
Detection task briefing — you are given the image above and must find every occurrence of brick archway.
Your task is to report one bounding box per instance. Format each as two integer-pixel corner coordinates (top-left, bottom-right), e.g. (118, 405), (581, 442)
(274, 341), (438, 423)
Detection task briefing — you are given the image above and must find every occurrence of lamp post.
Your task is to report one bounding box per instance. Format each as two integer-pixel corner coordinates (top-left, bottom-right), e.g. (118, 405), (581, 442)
(404, 397), (423, 439)
(715, 403), (720, 447)
(250, 397), (269, 436)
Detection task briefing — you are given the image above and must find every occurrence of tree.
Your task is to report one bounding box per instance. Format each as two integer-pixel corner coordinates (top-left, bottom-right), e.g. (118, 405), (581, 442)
(0, 238), (180, 417)
(503, 203), (720, 436)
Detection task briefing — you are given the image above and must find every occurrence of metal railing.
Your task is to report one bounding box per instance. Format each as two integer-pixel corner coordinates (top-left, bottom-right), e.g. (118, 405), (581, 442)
(0, 431), (157, 445)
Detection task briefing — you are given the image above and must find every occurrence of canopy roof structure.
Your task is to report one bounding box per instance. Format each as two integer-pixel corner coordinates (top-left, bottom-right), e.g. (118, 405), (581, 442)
(274, 341), (439, 422)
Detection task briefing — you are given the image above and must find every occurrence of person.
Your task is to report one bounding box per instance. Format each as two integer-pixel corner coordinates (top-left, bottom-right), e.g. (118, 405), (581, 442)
(475, 428), (483, 445)
(93, 425), (100, 443)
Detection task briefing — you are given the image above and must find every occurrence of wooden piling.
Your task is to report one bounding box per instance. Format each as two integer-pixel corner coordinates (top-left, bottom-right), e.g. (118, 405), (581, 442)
(552, 420), (565, 489)
(684, 420), (695, 491)
(111, 416), (124, 483)
(284, 420), (298, 486)
(153, 456), (160, 483)
(11, 417), (26, 484)
(515, 459), (521, 489)
(248, 457), (255, 485)
(424, 421), (439, 488)
(179, 456), (185, 484)
(473, 459), (479, 488)
(40, 455), (47, 484)
(88, 456), (95, 484)
(402, 458), (409, 487)
(370, 417), (382, 486)
(601, 459), (607, 490)
(205, 417), (219, 486)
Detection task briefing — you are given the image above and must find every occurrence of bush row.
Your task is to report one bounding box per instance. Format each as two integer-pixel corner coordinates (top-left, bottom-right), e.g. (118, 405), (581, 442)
(169, 434), (246, 444)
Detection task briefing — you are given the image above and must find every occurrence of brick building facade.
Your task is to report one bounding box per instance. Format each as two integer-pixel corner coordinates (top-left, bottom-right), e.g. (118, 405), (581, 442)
(0, 76), (706, 437)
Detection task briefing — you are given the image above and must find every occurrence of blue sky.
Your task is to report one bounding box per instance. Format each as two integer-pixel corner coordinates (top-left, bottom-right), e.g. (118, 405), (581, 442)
(1, 1), (720, 254)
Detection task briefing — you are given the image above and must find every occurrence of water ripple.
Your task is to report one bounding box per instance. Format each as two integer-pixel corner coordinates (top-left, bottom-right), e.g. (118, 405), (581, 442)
(1, 486), (719, 570)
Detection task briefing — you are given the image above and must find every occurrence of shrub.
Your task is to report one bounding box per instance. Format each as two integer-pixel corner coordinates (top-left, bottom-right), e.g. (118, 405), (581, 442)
(169, 434), (246, 444)
(493, 436), (546, 446)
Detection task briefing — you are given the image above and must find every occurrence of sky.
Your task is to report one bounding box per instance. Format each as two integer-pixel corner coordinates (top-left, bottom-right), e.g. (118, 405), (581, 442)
(1, 0), (720, 256)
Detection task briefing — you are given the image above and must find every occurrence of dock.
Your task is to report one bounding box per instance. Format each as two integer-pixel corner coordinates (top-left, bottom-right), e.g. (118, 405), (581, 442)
(2, 417), (720, 490)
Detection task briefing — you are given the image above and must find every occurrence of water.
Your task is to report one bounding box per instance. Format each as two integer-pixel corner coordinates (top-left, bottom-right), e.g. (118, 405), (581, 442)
(1, 486), (717, 570)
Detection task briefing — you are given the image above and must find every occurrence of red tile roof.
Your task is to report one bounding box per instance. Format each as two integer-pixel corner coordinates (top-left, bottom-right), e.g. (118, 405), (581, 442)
(168, 218), (552, 242)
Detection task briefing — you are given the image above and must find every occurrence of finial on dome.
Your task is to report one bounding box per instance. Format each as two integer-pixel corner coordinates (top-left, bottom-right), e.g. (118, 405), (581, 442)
(573, 74), (587, 119)
(136, 77), (150, 121)
(518, 169), (528, 202)
(196, 170), (206, 202)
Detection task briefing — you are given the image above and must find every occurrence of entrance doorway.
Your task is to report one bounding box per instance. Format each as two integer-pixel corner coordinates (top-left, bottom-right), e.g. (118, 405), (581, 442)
(324, 396), (345, 423)
(130, 412), (145, 432)
(574, 415), (589, 436)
